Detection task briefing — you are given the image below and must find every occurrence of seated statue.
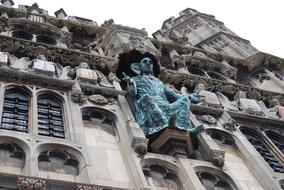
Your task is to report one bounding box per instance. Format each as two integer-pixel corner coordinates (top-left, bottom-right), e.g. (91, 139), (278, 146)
(123, 57), (203, 136)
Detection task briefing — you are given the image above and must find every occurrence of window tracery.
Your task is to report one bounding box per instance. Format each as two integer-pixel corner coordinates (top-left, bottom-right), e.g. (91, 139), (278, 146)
(241, 127), (284, 173)
(0, 142), (26, 168)
(196, 171), (235, 190)
(38, 149), (79, 175)
(142, 164), (183, 190)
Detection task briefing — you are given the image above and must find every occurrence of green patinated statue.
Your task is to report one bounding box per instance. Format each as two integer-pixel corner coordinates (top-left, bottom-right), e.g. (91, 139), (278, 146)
(123, 57), (204, 136)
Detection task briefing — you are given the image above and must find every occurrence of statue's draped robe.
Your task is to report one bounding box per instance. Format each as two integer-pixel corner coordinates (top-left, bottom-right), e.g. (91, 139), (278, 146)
(128, 75), (192, 135)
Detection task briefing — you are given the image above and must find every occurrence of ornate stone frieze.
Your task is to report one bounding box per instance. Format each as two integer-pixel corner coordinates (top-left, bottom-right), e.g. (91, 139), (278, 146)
(17, 177), (47, 190)
(88, 94), (110, 105)
(160, 69), (284, 105)
(0, 35), (117, 72)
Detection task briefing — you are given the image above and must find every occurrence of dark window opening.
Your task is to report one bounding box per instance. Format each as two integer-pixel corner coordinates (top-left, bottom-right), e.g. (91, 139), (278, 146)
(1, 89), (29, 133)
(241, 127), (284, 173)
(37, 95), (64, 138)
(11, 30), (33, 41)
(36, 35), (57, 45)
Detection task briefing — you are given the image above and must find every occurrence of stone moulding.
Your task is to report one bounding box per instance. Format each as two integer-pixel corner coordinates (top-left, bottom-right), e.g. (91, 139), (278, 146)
(160, 69), (284, 105)
(0, 35), (118, 72)
(0, 67), (125, 98)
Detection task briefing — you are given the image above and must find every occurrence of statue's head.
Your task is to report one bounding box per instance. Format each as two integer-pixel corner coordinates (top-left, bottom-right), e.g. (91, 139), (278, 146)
(138, 57), (153, 75)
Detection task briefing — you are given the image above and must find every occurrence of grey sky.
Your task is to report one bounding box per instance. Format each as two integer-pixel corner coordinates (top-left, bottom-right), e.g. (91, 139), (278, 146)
(17, 0), (284, 58)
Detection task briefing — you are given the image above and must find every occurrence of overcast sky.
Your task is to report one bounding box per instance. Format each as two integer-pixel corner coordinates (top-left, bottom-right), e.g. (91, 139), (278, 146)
(16, 0), (284, 58)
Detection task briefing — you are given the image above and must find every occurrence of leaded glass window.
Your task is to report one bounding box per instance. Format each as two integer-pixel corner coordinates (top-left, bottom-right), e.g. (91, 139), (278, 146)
(241, 127), (284, 173)
(1, 89), (29, 133)
(37, 95), (64, 138)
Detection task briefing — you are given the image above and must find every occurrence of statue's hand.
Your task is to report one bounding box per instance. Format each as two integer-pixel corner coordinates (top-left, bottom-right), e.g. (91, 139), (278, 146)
(122, 72), (131, 83)
(188, 92), (205, 102)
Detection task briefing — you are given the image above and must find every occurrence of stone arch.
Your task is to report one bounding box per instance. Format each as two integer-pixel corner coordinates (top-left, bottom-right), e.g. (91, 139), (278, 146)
(205, 128), (235, 146)
(194, 166), (238, 190)
(116, 49), (160, 81)
(36, 143), (85, 176)
(3, 84), (33, 96)
(36, 89), (65, 102)
(141, 158), (184, 190)
(240, 126), (284, 173)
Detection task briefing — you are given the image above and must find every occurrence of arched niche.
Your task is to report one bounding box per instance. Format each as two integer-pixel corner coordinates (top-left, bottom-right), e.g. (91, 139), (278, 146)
(116, 49), (160, 82)
(240, 127), (284, 173)
(141, 158), (184, 190)
(194, 166), (238, 190)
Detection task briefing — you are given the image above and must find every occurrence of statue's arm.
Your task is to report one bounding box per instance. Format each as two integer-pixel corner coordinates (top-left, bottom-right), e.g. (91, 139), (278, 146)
(188, 92), (204, 103)
(122, 72), (137, 97)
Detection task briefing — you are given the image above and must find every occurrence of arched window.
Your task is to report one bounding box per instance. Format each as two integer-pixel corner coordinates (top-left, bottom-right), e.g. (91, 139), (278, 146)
(38, 149), (79, 175)
(11, 30), (33, 41)
(37, 94), (64, 138)
(187, 67), (207, 77)
(0, 142), (25, 168)
(206, 129), (235, 146)
(240, 127), (284, 173)
(207, 71), (227, 81)
(196, 171), (236, 190)
(1, 88), (30, 133)
(143, 164), (183, 190)
(36, 35), (57, 45)
(265, 130), (284, 155)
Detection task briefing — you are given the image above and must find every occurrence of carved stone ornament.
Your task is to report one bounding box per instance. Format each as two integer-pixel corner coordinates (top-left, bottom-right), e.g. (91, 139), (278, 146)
(88, 94), (109, 105)
(17, 177), (47, 190)
(197, 115), (217, 125)
(76, 185), (100, 190)
(211, 150), (225, 167)
(71, 82), (87, 105)
(131, 137), (148, 155)
(223, 120), (236, 132)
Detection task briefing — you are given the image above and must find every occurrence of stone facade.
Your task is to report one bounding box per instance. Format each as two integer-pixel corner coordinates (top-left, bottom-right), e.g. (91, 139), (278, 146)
(0, 1), (283, 190)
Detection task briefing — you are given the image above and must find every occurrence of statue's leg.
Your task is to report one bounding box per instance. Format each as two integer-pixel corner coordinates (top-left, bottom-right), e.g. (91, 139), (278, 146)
(172, 97), (192, 129)
(172, 97), (203, 133)
(138, 95), (167, 132)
